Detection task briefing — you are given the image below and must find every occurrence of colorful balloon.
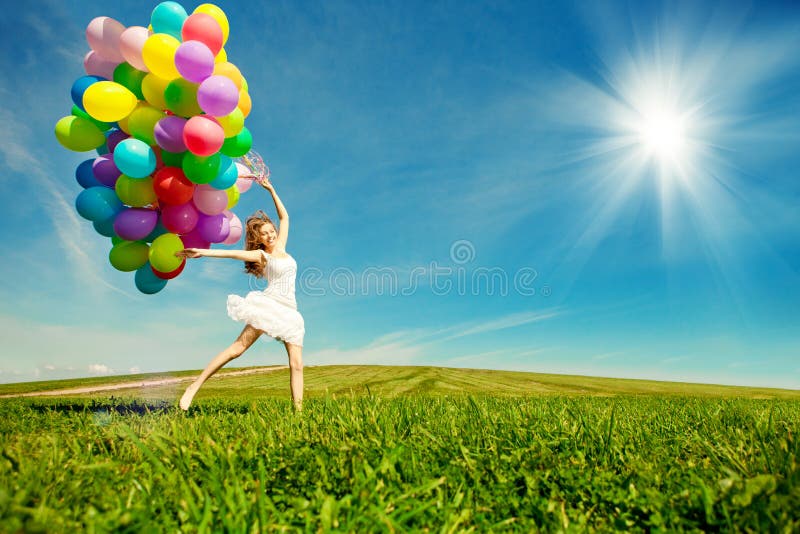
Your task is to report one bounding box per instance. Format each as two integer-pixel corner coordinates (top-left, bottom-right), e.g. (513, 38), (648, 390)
(110, 240), (150, 272)
(71, 75), (106, 112)
(154, 115), (187, 152)
(161, 150), (186, 167)
(127, 104), (165, 145)
(114, 139), (156, 178)
(196, 212), (230, 243)
(161, 201), (199, 234)
(76, 159), (102, 188)
(119, 26), (151, 72)
(150, 1), (188, 39)
(92, 155), (121, 187)
(216, 107), (244, 137)
(183, 115), (224, 156)
(197, 75), (239, 117)
(113, 62), (147, 99)
(115, 175), (157, 207)
(212, 61), (242, 89)
(83, 81), (138, 122)
(151, 259), (185, 280)
(222, 210), (243, 244)
(54, 116), (106, 152)
(114, 208), (159, 241)
(182, 13), (223, 55)
(164, 78), (202, 117)
(238, 90), (252, 118)
(93, 216), (117, 237)
(175, 40), (215, 83)
(193, 4), (229, 44)
(153, 166), (194, 204)
(75, 186), (123, 221)
(209, 156), (237, 189)
(72, 106), (112, 132)
(219, 127), (252, 157)
(84, 51), (119, 80)
(142, 33), (181, 80)
(182, 152), (220, 184)
(149, 232), (184, 272)
(193, 183), (228, 215)
(225, 185), (240, 209)
(180, 227), (211, 249)
(141, 73), (170, 110)
(106, 130), (129, 153)
(86, 16), (126, 62)
(136, 263), (169, 293)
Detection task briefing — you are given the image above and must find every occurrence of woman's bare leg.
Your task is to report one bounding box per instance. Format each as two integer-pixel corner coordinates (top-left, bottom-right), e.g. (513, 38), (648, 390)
(179, 325), (262, 410)
(284, 342), (303, 411)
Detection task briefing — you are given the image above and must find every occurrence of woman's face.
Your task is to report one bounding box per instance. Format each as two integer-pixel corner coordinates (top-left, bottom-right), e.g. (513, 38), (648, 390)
(259, 223), (277, 247)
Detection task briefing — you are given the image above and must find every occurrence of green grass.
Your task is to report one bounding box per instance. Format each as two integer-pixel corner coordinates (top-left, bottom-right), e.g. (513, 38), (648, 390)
(0, 366), (798, 531)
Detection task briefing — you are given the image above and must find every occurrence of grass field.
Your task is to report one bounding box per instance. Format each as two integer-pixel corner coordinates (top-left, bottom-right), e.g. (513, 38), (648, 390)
(1, 365), (798, 531)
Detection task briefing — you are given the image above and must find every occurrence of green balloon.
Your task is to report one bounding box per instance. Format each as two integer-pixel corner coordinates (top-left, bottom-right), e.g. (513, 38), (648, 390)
(161, 150), (186, 167)
(54, 115), (106, 152)
(220, 127), (252, 158)
(149, 233), (184, 273)
(113, 63), (147, 100)
(71, 105), (112, 132)
(116, 175), (157, 207)
(128, 104), (165, 146)
(109, 240), (150, 272)
(182, 152), (221, 184)
(111, 235), (124, 246)
(164, 79), (201, 118)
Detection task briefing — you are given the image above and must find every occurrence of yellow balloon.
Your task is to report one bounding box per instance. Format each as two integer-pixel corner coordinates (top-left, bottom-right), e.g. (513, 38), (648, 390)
(238, 90), (252, 118)
(142, 33), (181, 80)
(82, 81), (138, 122)
(54, 115), (106, 152)
(141, 73), (170, 110)
(194, 4), (229, 44)
(216, 108), (244, 137)
(214, 47), (227, 64)
(116, 175), (157, 207)
(241, 77), (248, 92)
(225, 185), (240, 209)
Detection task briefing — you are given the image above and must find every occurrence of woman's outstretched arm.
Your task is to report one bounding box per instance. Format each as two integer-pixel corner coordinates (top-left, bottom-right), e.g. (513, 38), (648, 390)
(176, 248), (263, 262)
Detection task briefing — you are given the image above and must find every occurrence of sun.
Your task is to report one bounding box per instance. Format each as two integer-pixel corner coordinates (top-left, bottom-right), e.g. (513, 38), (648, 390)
(637, 104), (688, 163)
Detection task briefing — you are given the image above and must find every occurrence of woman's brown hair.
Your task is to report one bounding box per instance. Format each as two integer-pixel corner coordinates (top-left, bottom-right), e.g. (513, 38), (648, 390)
(243, 210), (276, 278)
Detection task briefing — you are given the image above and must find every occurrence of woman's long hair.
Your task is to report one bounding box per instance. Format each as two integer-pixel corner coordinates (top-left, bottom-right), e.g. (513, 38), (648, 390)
(243, 210), (276, 278)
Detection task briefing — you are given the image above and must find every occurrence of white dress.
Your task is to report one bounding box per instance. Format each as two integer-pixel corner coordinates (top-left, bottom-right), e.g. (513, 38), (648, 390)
(226, 250), (305, 346)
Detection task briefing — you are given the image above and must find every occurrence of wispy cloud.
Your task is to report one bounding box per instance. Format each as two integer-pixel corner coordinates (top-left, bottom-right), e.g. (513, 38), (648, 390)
(88, 364), (114, 375)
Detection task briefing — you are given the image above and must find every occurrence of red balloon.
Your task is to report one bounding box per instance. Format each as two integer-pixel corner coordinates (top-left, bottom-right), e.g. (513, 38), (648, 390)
(182, 13), (224, 56)
(153, 167), (195, 205)
(152, 259), (186, 280)
(183, 115), (224, 156)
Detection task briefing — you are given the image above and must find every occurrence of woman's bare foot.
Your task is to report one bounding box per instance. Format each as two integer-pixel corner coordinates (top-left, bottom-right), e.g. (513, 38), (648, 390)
(179, 382), (200, 411)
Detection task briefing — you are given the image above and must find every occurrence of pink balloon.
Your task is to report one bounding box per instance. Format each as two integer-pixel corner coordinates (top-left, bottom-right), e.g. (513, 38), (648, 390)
(235, 176), (253, 193)
(193, 184), (228, 215)
(119, 26), (151, 72)
(161, 201), (199, 234)
(180, 227), (211, 249)
(183, 116), (224, 157)
(222, 212), (243, 244)
(84, 51), (119, 80)
(86, 17), (126, 63)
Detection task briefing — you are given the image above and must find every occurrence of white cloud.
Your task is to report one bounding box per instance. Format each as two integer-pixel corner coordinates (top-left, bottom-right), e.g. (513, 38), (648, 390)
(88, 364), (114, 375)
(129, 366), (141, 374)
(44, 365), (56, 371)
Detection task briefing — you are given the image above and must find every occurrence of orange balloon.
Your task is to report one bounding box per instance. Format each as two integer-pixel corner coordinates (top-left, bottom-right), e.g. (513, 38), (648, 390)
(212, 62), (242, 90)
(238, 90), (251, 118)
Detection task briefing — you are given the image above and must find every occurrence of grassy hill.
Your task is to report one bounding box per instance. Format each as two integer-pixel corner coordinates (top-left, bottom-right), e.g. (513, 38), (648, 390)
(0, 365), (797, 400)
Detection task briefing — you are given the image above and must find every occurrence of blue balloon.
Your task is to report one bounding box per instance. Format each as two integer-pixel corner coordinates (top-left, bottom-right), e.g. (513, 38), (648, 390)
(209, 156), (238, 190)
(76, 159), (101, 189)
(70, 75), (106, 112)
(135, 263), (168, 294)
(75, 187), (123, 222)
(93, 215), (117, 237)
(96, 140), (110, 156)
(151, 2), (188, 39)
(113, 139), (156, 178)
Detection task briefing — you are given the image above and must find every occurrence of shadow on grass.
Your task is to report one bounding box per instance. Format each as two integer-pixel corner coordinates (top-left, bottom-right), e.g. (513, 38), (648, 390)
(26, 397), (175, 416)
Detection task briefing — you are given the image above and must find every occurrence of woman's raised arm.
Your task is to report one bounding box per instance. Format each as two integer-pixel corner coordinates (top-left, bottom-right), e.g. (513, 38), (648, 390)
(262, 179), (290, 248)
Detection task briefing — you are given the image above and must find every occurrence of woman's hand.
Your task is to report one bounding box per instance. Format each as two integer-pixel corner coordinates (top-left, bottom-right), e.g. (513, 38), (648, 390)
(257, 175), (274, 191)
(175, 248), (204, 259)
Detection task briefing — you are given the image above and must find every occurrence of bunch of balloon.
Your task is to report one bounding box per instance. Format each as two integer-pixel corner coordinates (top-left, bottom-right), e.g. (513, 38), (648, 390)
(54, 2), (256, 294)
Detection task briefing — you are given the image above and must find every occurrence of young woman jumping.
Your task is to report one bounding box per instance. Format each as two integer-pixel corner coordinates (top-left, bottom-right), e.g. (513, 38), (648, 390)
(175, 177), (305, 411)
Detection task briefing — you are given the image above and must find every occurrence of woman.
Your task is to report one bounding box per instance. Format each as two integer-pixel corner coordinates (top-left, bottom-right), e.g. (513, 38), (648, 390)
(175, 177), (305, 411)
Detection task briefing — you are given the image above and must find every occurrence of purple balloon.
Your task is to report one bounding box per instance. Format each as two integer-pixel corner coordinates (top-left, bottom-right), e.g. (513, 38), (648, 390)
(174, 41), (215, 83)
(92, 155), (121, 187)
(106, 129), (129, 153)
(113, 208), (158, 241)
(154, 116), (188, 153)
(197, 75), (240, 117)
(180, 227), (211, 249)
(161, 201), (200, 234)
(197, 213), (230, 243)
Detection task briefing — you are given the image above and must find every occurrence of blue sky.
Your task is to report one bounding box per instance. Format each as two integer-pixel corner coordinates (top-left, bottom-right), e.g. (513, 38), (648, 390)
(0, 0), (798, 388)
